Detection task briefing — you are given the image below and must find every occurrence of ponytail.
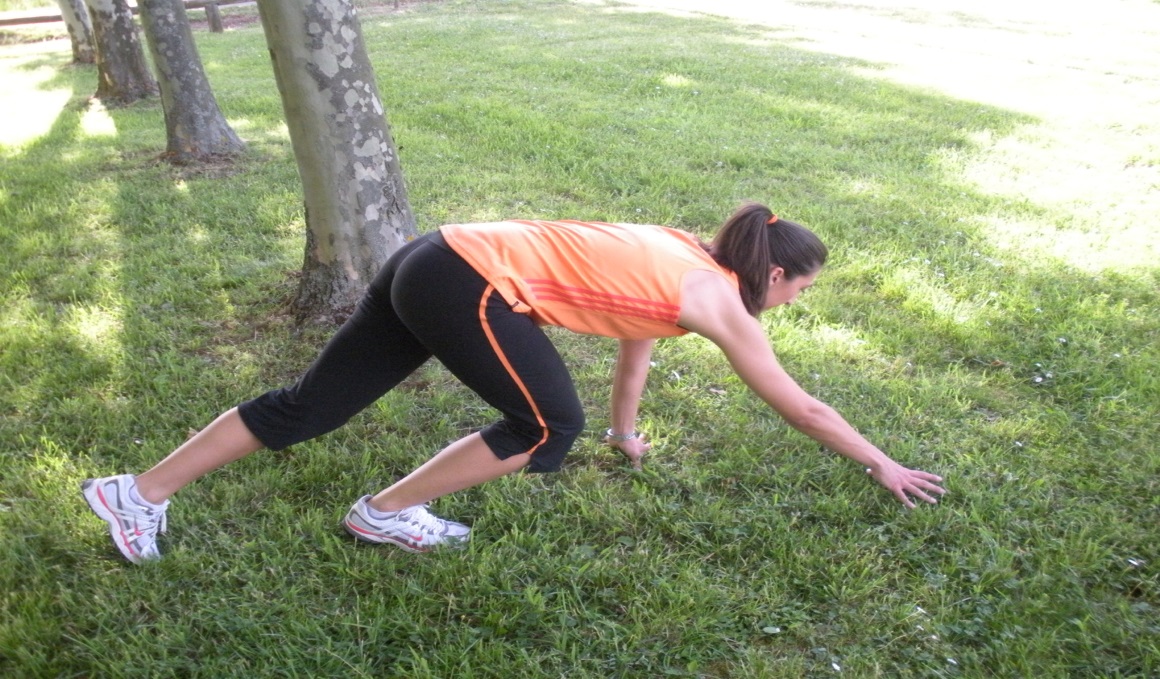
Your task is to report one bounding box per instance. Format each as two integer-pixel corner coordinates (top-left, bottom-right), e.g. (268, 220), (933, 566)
(708, 203), (828, 315)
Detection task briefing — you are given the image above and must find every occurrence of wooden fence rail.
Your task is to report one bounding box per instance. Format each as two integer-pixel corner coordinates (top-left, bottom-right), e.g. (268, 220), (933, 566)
(0, 0), (254, 28)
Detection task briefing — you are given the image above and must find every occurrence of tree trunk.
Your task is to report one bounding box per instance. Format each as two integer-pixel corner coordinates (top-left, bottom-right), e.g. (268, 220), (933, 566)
(138, 0), (245, 164)
(255, 0), (417, 321)
(56, 0), (95, 64)
(204, 3), (224, 33)
(84, 0), (158, 105)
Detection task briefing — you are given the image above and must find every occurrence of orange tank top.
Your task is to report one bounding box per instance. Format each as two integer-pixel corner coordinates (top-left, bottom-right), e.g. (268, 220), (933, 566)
(439, 220), (739, 340)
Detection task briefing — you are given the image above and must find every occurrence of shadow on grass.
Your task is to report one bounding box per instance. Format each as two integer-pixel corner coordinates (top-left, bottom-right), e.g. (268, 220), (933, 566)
(0, 46), (310, 463)
(1, 3), (1156, 676)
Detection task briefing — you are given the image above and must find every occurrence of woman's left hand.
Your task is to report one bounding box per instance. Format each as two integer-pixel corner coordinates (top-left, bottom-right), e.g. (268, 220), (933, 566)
(866, 460), (946, 509)
(605, 434), (651, 470)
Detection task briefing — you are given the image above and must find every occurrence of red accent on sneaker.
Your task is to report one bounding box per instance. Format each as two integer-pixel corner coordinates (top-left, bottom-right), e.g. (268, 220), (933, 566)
(345, 520), (423, 543)
(344, 521), (376, 537)
(97, 485), (140, 557)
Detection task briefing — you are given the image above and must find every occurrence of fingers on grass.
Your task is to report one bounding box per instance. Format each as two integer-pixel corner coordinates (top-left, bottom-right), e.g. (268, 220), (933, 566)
(918, 479), (947, 495)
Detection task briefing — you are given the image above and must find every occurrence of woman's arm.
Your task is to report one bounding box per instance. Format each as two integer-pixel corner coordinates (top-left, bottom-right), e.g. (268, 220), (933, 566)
(678, 271), (945, 508)
(606, 338), (656, 469)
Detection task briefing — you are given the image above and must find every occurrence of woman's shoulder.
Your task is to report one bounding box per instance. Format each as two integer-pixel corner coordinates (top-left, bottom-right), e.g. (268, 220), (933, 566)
(678, 269), (748, 333)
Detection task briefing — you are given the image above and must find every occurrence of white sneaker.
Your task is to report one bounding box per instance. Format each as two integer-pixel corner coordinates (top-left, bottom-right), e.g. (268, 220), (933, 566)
(342, 496), (470, 553)
(81, 474), (169, 564)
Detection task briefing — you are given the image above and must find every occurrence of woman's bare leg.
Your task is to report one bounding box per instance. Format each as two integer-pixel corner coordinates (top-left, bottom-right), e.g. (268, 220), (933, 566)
(133, 407), (264, 505)
(369, 432), (529, 511)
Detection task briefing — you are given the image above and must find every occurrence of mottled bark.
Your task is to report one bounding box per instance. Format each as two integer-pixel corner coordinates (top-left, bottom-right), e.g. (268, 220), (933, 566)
(138, 0), (245, 163)
(256, 0), (417, 320)
(56, 0), (95, 64)
(84, 0), (157, 104)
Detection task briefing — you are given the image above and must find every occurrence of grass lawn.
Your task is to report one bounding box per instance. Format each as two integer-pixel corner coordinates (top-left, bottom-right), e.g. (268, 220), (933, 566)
(1, 0), (1157, 675)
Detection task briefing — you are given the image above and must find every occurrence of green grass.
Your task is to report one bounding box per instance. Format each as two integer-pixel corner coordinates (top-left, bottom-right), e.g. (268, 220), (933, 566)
(2, 0), (1157, 676)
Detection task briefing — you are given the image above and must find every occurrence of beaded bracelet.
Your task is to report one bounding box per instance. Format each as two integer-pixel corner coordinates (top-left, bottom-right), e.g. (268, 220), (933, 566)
(604, 428), (641, 442)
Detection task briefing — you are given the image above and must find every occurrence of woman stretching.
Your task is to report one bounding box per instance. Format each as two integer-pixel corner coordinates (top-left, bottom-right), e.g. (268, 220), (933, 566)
(82, 203), (945, 564)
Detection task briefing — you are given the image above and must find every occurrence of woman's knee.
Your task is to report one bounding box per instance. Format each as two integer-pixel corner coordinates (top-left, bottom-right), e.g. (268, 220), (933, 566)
(526, 409), (586, 473)
(553, 409), (586, 443)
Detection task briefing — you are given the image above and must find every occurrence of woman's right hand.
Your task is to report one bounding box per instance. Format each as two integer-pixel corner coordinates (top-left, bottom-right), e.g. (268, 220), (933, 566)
(606, 433), (652, 470)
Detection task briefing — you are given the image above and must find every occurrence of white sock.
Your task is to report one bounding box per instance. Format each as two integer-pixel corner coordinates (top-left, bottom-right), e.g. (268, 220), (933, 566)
(128, 479), (167, 509)
(364, 503), (397, 520)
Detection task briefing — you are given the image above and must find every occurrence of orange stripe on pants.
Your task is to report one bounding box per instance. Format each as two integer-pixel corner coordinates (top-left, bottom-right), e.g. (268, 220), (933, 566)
(477, 284), (550, 456)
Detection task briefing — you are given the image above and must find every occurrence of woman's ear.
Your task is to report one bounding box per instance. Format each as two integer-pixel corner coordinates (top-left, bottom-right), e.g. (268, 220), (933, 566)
(768, 266), (786, 285)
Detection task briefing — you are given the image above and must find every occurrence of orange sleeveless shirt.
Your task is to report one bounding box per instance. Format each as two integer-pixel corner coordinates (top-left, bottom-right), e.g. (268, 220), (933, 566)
(439, 220), (739, 340)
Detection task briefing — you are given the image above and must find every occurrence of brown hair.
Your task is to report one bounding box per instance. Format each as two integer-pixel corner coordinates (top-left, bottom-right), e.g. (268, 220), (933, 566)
(708, 202), (828, 315)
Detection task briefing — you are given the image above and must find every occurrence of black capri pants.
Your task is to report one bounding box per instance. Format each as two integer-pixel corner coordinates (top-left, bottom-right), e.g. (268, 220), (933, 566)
(237, 232), (585, 473)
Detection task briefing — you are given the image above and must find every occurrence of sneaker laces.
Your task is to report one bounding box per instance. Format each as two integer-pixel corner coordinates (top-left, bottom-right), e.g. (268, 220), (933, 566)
(397, 505), (446, 536)
(137, 504), (168, 535)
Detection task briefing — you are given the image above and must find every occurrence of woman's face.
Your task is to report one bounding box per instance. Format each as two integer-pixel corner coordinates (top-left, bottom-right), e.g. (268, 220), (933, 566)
(762, 267), (819, 311)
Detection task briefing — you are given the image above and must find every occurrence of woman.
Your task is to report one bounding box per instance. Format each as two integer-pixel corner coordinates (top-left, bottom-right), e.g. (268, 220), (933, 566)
(82, 203), (945, 564)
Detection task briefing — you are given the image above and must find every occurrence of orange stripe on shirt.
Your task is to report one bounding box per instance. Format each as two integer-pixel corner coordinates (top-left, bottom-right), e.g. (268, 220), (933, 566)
(531, 293), (679, 324)
(477, 284), (549, 456)
(526, 279), (680, 322)
(523, 279), (680, 313)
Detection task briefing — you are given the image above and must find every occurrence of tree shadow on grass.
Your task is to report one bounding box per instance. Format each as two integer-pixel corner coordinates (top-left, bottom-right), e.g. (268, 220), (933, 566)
(0, 41), (332, 676)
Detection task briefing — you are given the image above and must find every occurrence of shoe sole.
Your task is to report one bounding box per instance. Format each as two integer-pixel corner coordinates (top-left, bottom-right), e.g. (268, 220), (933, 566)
(341, 518), (431, 553)
(81, 479), (149, 564)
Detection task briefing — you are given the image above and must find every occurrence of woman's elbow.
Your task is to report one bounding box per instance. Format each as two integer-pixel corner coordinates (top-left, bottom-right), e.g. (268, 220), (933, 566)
(778, 398), (831, 432)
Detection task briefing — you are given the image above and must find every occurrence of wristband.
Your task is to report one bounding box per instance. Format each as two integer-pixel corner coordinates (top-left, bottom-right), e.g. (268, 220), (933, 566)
(604, 428), (641, 442)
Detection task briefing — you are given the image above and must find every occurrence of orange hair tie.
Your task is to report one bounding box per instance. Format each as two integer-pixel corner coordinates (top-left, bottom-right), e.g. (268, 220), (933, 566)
(767, 214), (779, 225)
